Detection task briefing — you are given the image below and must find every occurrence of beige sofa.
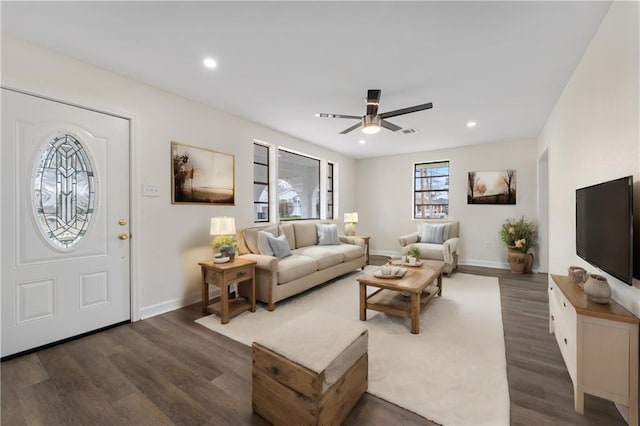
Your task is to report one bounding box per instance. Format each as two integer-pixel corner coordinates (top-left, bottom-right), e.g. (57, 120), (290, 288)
(237, 222), (366, 310)
(399, 220), (460, 275)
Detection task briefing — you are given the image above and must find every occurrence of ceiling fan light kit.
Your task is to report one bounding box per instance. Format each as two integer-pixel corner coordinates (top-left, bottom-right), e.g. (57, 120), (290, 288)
(316, 89), (433, 135)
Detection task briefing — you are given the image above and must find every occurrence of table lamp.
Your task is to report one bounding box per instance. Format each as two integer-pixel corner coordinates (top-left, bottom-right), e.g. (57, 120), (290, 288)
(210, 216), (236, 262)
(344, 212), (358, 236)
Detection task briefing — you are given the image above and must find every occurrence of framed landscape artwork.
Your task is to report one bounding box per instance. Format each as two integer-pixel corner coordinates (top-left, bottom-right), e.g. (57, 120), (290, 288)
(171, 141), (235, 205)
(467, 170), (516, 205)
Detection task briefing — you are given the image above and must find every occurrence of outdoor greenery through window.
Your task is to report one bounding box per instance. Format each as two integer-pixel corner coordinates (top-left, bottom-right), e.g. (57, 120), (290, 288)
(278, 149), (320, 220)
(414, 161), (449, 219)
(253, 143), (269, 222)
(327, 162), (334, 219)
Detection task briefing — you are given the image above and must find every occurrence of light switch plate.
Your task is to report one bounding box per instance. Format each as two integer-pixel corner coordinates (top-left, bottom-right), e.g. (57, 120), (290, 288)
(142, 184), (160, 197)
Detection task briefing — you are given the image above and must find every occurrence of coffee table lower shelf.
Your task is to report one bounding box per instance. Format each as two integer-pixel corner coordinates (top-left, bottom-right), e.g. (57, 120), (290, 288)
(365, 288), (439, 319)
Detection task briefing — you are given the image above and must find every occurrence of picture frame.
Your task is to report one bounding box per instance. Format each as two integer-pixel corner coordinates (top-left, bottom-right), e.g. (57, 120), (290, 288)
(171, 141), (235, 205)
(467, 170), (516, 205)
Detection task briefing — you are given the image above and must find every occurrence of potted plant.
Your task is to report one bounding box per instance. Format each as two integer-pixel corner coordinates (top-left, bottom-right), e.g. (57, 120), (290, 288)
(500, 216), (536, 273)
(406, 245), (421, 261)
(212, 235), (237, 261)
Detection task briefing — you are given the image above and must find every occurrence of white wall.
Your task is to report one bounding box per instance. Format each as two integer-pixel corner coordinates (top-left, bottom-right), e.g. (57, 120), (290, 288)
(538, 1), (639, 316)
(355, 139), (539, 269)
(1, 35), (357, 318)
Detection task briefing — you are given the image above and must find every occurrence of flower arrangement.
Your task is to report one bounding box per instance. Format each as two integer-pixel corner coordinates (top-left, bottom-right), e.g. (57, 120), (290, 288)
(406, 245), (421, 259)
(500, 216), (537, 253)
(212, 235), (237, 259)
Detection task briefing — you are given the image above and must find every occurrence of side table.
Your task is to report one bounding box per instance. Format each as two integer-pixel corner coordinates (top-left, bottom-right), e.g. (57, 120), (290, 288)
(199, 257), (257, 324)
(355, 236), (371, 265)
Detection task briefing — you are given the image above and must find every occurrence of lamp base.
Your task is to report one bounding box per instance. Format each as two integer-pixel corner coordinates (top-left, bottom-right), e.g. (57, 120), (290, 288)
(344, 223), (356, 236)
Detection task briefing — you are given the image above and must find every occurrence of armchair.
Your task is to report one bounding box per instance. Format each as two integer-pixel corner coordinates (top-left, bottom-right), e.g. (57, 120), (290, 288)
(399, 220), (459, 275)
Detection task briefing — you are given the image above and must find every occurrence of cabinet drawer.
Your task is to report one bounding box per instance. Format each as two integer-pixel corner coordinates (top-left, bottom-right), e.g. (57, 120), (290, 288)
(223, 265), (253, 284)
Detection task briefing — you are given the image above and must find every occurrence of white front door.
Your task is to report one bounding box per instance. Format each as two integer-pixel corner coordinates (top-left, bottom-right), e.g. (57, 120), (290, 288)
(1, 89), (131, 358)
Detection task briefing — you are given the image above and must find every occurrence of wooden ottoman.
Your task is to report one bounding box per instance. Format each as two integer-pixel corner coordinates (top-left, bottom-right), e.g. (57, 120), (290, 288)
(252, 311), (368, 425)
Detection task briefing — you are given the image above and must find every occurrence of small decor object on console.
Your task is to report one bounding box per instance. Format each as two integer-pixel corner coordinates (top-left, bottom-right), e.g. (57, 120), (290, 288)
(583, 274), (612, 304)
(568, 266), (588, 284)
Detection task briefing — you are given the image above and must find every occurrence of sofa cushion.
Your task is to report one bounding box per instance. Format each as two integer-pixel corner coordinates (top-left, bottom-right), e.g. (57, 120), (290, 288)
(293, 222), (318, 248)
(278, 255), (319, 284)
(316, 223), (339, 245)
(258, 230), (276, 256)
(324, 243), (365, 261)
(268, 234), (292, 259)
(279, 223), (296, 250)
(244, 225), (278, 254)
(292, 246), (344, 270)
(406, 243), (445, 261)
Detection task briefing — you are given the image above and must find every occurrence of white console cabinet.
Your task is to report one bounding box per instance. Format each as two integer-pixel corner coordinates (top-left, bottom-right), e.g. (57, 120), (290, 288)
(549, 274), (639, 426)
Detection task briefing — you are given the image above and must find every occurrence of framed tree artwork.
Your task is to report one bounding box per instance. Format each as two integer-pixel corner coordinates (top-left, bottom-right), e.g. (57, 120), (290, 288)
(171, 141), (235, 205)
(467, 170), (516, 204)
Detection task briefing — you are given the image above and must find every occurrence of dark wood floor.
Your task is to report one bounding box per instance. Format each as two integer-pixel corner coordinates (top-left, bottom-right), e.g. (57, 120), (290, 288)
(1, 257), (627, 425)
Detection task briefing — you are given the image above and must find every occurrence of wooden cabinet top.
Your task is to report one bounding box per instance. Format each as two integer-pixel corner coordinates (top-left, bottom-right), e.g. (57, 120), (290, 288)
(551, 274), (639, 324)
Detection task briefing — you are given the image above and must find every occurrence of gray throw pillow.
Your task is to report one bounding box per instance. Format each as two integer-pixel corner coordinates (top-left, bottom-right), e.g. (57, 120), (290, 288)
(316, 223), (339, 245)
(420, 223), (447, 244)
(257, 230), (275, 256)
(267, 234), (291, 259)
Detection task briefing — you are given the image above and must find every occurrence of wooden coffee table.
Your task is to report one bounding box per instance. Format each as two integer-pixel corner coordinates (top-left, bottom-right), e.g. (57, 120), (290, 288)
(357, 260), (445, 334)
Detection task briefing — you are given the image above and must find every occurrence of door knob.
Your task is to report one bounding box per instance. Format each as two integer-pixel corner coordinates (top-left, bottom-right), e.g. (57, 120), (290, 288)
(118, 233), (129, 240)
(118, 218), (128, 226)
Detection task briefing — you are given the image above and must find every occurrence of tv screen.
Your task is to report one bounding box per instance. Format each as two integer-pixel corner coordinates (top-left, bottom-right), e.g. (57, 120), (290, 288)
(576, 176), (634, 285)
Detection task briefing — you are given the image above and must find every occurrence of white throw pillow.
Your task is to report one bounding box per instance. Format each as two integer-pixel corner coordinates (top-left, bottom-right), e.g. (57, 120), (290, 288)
(257, 230), (275, 256)
(316, 223), (340, 245)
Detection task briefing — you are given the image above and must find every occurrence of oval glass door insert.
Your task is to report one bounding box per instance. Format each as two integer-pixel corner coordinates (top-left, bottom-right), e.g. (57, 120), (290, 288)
(32, 133), (96, 250)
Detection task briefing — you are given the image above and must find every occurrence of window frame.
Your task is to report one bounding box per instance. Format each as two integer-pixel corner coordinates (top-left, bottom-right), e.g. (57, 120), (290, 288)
(277, 148), (321, 221)
(326, 161), (335, 219)
(253, 142), (270, 223)
(413, 160), (450, 220)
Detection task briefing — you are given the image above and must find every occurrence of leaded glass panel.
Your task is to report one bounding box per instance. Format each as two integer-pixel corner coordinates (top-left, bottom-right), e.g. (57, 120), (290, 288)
(32, 134), (96, 250)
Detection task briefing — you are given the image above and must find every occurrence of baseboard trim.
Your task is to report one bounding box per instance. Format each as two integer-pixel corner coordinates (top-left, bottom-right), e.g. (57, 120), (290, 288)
(140, 291), (206, 319)
(458, 259), (510, 270)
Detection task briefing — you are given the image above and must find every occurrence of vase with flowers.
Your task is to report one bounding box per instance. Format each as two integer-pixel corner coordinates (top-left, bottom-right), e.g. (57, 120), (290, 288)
(500, 216), (537, 273)
(212, 235), (237, 261)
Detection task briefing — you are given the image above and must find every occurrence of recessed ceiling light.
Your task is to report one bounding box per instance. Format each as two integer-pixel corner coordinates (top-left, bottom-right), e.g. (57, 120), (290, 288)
(203, 57), (217, 69)
(359, 140), (366, 145)
(467, 121), (477, 128)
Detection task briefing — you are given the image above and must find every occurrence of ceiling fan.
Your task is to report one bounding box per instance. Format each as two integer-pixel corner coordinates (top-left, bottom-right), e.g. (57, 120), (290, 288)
(316, 89), (433, 135)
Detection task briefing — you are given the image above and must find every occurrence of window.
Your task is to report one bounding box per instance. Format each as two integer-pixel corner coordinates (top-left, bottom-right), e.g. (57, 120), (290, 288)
(278, 149), (320, 220)
(253, 143), (269, 222)
(414, 161), (449, 219)
(327, 162), (335, 219)
(33, 133), (96, 250)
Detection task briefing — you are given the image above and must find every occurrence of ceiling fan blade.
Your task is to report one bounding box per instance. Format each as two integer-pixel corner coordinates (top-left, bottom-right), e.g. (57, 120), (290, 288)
(379, 102), (433, 119)
(380, 120), (402, 132)
(366, 89), (381, 116)
(316, 113), (361, 120)
(339, 122), (363, 134)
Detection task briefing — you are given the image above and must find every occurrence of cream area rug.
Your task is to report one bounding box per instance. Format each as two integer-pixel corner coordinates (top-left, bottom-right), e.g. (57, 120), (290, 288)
(196, 267), (510, 426)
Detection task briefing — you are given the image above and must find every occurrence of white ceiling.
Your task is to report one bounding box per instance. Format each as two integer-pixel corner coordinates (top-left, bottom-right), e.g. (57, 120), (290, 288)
(1, 1), (611, 159)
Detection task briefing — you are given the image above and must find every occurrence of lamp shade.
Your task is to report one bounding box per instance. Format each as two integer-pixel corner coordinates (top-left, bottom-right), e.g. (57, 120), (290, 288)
(344, 212), (359, 223)
(210, 216), (236, 236)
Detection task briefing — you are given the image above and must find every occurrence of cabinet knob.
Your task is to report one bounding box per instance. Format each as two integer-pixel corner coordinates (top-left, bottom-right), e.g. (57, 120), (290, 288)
(237, 271), (246, 277)
(551, 315), (554, 321)
(564, 338), (568, 345)
(563, 302), (566, 308)
(550, 287), (553, 291)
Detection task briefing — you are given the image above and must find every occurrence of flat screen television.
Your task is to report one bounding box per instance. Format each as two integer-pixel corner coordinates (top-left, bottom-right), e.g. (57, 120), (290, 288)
(576, 176), (634, 285)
